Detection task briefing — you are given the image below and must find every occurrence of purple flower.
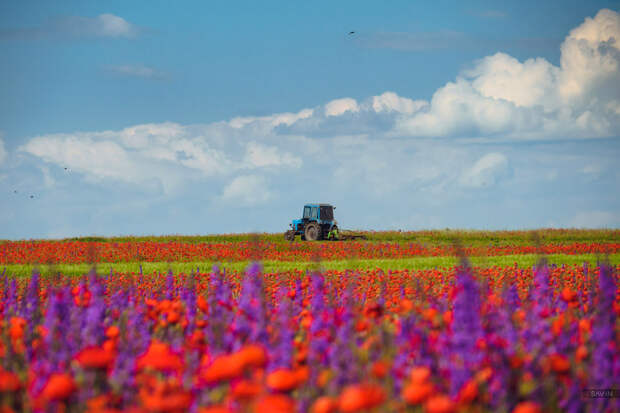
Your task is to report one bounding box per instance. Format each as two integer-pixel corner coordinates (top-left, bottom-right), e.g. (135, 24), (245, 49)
(450, 264), (482, 396)
(590, 264), (618, 412)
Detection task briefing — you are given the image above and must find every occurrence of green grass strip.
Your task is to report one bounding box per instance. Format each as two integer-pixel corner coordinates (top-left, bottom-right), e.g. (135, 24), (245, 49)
(3, 253), (619, 278)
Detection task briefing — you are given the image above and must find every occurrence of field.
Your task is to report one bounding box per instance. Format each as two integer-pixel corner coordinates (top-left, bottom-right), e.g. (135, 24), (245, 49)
(0, 229), (619, 413)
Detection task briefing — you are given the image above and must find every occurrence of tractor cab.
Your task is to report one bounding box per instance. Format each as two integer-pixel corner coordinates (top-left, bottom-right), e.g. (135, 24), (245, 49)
(285, 204), (338, 241)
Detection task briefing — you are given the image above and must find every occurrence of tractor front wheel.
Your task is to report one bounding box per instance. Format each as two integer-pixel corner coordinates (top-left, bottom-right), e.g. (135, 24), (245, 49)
(284, 230), (295, 242)
(304, 222), (321, 241)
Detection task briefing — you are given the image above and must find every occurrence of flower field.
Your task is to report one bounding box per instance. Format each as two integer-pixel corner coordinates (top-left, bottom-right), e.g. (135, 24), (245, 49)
(0, 231), (619, 412)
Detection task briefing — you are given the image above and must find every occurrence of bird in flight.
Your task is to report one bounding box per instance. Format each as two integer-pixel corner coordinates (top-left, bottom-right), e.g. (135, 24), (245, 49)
(349, 31), (355, 35)
(30, 195), (34, 199)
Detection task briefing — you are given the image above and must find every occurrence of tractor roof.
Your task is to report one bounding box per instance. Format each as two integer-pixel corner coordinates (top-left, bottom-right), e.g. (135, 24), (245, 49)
(305, 203), (333, 207)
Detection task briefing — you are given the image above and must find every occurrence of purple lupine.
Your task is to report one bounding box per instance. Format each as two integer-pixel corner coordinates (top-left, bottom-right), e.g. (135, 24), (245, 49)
(234, 262), (268, 349)
(523, 263), (554, 360)
(4, 278), (18, 318)
(590, 264), (618, 412)
(450, 264), (482, 397)
(43, 286), (73, 370)
(206, 266), (234, 355)
(329, 285), (357, 392)
(309, 272), (331, 372)
(82, 270), (106, 347)
(270, 287), (295, 370)
(165, 269), (176, 300)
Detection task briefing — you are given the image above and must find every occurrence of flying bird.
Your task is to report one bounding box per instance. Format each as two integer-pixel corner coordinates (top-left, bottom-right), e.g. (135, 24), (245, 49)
(30, 195), (34, 199)
(349, 31), (355, 35)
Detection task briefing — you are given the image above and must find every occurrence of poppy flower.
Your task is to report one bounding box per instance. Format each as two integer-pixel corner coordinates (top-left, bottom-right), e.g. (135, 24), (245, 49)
(424, 395), (455, 413)
(512, 401), (541, 413)
(371, 360), (390, 379)
(266, 369), (299, 392)
(136, 340), (183, 372)
(202, 354), (244, 383)
(457, 379), (478, 404)
(237, 344), (267, 369)
(75, 346), (116, 369)
(105, 325), (120, 339)
(231, 379), (261, 400)
(402, 382), (434, 404)
(140, 389), (192, 412)
(199, 406), (232, 413)
(339, 384), (385, 412)
(41, 373), (76, 401)
(549, 353), (570, 374)
(310, 396), (338, 413)
(409, 366), (431, 384)
(254, 394), (296, 413)
(0, 370), (20, 392)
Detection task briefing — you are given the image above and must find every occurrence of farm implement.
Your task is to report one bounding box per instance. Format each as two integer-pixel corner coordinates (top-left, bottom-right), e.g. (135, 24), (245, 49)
(284, 203), (367, 241)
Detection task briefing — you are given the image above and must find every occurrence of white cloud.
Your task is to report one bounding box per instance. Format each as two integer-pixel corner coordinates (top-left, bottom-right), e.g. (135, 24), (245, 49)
(107, 64), (167, 79)
(325, 98), (359, 116)
(0, 13), (139, 40)
(459, 153), (509, 188)
(94, 14), (136, 37)
(221, 175), (273, 206)
(397, 9), (620, 140)
(0, 134), (6, 165)
(372, 92), (428, 114)
(570, 211), (620, 228)
(243, 142), (302, 168)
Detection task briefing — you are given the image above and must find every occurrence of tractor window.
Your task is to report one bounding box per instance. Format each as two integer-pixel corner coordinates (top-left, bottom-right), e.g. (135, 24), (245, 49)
(320, 206), (333, 220)
(310, 207), (318, 219)
(303, 206), (311, 219)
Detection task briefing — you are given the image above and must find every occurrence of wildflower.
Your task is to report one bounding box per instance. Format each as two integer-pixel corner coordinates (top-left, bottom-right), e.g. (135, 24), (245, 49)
(201, 353), (244, 383)
(424, 394), (455, 413)
(41, 373), (76, 401)
(512, 401), (541, 413)
(310, 396), (338, 413)
(75, 346), (116, 369)
(267, 368), (299, 392)
(254, 394), (296, 413)
(338, 383), (385, 412)
(0, 370), (21, 392)
(136, 340), (183, 372)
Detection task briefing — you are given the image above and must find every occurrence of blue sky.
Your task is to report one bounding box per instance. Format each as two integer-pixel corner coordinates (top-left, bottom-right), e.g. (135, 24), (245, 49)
(1, 1), (619, 239)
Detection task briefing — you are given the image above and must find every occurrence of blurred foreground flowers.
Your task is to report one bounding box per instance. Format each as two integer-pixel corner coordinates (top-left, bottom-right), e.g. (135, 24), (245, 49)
(0, 261), (618, 412)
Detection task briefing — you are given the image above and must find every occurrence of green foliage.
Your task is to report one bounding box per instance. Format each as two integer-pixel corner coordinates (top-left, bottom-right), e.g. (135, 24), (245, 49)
(4, 253), (619, 278)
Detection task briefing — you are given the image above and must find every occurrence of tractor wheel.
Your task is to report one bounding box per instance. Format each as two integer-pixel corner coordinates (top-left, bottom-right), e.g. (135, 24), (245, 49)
(304, 222), (321, 241)
(284, 230), (295, 242)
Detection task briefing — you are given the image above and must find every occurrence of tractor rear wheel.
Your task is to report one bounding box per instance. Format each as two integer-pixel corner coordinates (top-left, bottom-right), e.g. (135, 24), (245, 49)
(284, 230), (295, 241)
(304, 222), (321, 241)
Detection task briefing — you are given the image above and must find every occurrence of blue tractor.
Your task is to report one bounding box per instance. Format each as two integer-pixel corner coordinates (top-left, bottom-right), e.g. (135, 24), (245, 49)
(285, 203), (338, 241)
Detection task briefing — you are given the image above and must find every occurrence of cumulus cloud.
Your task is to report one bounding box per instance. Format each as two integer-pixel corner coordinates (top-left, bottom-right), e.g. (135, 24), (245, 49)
(0, 134), (6, 165)
(16, 8), (620, 206)
(18, 121), (302, 192)
(0, 13), (139, 40)
(325, 98), (359, 117)
(220, 175), (273, 206)
(396, 9), (620, 140)
(106, 64), (167, 79)
(243, 142), (302, 169)
(458, 153), (509, 188)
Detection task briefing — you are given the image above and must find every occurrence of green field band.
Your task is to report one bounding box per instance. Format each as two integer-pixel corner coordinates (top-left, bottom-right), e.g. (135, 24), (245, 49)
(3, 253), (619, 278)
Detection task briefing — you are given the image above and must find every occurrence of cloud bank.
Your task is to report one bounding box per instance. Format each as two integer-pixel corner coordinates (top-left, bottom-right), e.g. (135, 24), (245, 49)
(12, 9), (620, 223)
(0, 14), (139, 40)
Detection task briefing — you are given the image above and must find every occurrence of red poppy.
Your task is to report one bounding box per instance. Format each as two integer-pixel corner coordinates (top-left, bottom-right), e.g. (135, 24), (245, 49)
(41, 373), (76, 401)
(136, 340), (183, 372)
